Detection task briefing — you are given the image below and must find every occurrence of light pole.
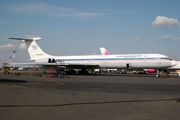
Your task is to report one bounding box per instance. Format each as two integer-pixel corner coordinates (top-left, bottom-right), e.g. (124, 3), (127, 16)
(8, 57), (12, 70)
(12, 51), (17, 70)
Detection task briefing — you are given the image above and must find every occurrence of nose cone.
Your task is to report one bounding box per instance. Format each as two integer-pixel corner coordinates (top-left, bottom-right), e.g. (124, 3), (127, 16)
(171, 60), (177, 67)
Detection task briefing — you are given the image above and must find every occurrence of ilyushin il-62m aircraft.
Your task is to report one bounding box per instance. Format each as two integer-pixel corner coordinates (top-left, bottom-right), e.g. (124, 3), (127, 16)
(9, 37), (177, 76)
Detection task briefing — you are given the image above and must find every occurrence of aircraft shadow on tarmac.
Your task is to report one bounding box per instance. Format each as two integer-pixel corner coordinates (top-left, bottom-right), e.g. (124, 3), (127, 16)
(0, 79), (28, 83)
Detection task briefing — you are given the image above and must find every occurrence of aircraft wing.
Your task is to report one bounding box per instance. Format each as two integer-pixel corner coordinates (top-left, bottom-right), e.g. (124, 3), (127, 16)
(37, 63), (99, 68)
(64, 63), (99, 69)
(10, 63), (99, 69)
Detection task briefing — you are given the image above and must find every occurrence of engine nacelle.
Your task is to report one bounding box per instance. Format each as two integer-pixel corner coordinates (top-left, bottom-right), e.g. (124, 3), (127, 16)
(30, 58), (56, 63)
(143, 69), (155, 73)
(48, 58), (56, 63)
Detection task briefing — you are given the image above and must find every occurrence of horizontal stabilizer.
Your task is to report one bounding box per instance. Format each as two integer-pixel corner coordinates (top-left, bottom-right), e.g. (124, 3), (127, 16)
(9, 37), (48, 59)
(9, 37), (41, 41)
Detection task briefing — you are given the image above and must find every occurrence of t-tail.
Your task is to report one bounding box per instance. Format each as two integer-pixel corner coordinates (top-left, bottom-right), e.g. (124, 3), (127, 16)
(9, 37), (50, 60)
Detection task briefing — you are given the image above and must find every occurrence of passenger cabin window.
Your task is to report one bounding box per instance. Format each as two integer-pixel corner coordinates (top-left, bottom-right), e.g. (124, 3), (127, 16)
(165, 57), (172, 61)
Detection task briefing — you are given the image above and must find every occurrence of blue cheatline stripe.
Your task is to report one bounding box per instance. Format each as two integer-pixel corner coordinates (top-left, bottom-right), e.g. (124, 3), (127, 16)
(56, 57), (165, 62)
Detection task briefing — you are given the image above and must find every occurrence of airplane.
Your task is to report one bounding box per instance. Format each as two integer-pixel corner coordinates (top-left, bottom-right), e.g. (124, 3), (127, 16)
(9, 37), (177, 75)
(100, 47), (180, 74)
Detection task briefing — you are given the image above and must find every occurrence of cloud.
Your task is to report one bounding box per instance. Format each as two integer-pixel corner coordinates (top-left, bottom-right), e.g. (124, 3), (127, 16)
(162, 35), (180, 40)
(172, 37), (180, 40)
(7, 2), (102, 17)
(73, 33), (78, 36)
(0, 44), (15, 51)
(152, 16), (180, 29)
(23, 31), (28, 34)
(162, 35), (176, 39)
(133, 38), (140, 42)
(19, 43), (27, 50)
(23, 30), (40, 38)
(0, 20), (7, 24)
(23, 35), (40, 38)
(32, 30), (39, 34)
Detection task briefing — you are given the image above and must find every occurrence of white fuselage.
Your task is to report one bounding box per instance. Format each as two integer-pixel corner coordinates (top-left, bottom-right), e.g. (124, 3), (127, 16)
(34, 54), (176, 69)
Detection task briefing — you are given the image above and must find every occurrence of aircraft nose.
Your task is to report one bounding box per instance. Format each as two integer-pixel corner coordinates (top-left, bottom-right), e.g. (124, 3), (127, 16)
(171, 60), (177, 67)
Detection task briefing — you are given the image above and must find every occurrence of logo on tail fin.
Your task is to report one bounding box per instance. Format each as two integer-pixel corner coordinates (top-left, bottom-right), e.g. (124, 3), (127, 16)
(104, 51), (110, 55)
(31, 45), (38, 50)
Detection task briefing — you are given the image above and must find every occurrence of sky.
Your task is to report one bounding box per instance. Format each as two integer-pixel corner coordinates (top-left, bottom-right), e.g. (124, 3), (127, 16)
(0, 0), (180, 64)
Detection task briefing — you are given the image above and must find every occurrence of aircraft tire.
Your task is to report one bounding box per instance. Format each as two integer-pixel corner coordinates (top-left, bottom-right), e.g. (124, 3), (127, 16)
(156, 74), (159, 78)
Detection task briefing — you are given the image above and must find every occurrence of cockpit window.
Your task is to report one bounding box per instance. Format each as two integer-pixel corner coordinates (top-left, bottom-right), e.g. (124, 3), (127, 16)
(165, 57), (172, 61)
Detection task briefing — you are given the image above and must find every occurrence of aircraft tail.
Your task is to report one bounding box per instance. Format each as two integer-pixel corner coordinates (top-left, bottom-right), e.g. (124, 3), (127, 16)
(100, 47), (110, 55)
(9, 37), (50, 59)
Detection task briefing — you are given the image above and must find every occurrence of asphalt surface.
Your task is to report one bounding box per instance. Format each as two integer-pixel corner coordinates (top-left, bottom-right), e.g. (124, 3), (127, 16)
(0, 71), (180, 120)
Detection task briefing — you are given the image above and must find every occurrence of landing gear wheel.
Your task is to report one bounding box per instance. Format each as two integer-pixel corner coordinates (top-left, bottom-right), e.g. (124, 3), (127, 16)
(156, 74), (159, 78)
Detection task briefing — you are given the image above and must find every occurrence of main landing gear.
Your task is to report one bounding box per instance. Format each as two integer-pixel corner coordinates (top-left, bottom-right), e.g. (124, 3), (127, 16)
(156, 70), (160, 78)
(155, 70), (171, 78)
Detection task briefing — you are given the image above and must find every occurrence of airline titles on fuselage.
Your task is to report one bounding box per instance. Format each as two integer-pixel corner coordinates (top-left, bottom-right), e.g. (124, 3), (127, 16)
(116, 55), (142, 58)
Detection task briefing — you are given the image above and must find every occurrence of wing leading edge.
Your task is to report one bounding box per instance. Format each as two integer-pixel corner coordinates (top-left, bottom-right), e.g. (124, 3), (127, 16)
(10, 63), (99, 69)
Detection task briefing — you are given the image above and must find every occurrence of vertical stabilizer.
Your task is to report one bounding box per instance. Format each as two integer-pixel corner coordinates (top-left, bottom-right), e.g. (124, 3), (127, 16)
(100, 47), (110, 55)
(9, 37), (50, 59)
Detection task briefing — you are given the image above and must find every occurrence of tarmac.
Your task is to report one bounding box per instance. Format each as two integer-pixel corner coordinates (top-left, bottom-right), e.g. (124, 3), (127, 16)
(0, 70), (180, 120)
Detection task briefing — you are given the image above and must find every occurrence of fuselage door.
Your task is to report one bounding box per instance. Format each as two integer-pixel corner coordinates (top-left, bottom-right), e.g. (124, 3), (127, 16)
(144, 55), (148, 63)
(126, 63), (132, 69)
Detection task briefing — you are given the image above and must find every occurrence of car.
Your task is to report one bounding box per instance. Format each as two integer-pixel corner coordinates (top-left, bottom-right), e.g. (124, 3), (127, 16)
(18, 67), (24, 71)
